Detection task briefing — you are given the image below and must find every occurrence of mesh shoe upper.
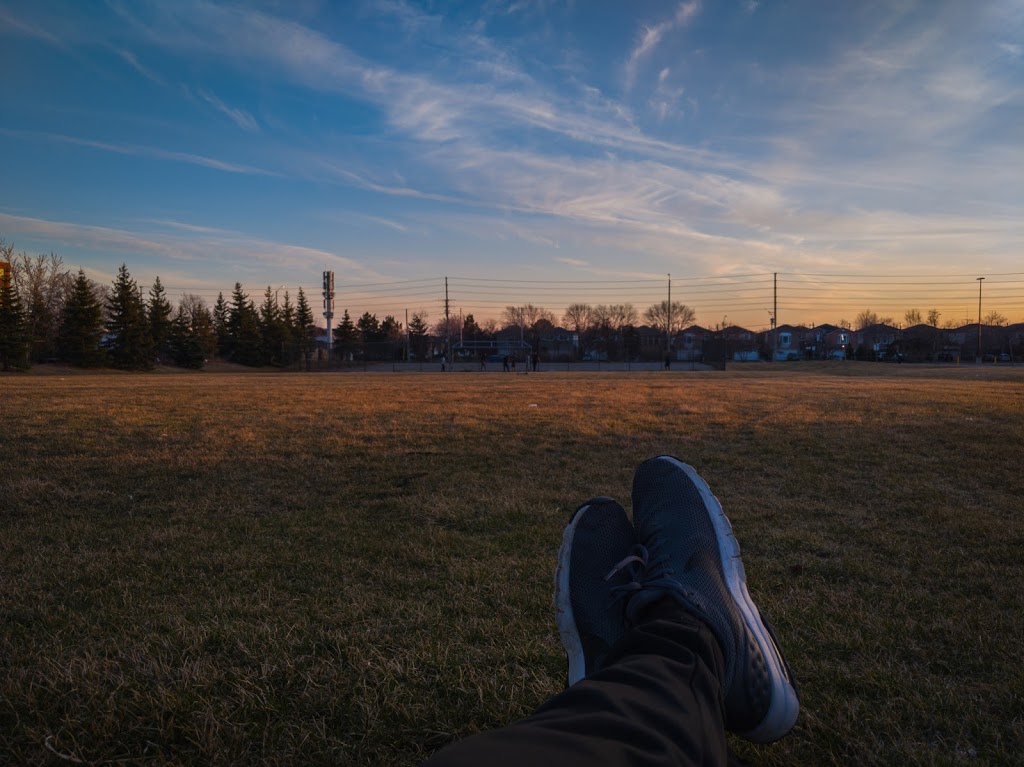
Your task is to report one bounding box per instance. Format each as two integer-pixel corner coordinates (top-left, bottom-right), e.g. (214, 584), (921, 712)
(630, 456), (800, 743)
(554, 497), (637, 685)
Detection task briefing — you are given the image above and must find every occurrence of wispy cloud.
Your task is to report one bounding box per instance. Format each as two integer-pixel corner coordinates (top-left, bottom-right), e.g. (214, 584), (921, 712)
(199, 90), (260, 132)
(624, 2), (700, 89)
(116, 48), (164, 85)
(0, 6), (63, 45)
(0, 212), (386, 283)
(0, 129), (277, 176)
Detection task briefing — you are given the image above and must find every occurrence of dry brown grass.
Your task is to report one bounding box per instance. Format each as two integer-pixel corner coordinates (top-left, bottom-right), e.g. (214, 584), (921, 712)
(2, 365), (1022, 765)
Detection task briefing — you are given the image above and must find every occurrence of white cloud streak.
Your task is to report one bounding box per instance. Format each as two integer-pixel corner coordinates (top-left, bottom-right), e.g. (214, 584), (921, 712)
(199, 90), (260, 132)
(0, 129), (277, 176)
(624, 2), (700, 89)
(0, 212), (386, 283)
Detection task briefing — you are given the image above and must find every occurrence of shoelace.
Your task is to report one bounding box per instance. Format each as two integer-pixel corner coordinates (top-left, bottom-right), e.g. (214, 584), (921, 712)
(604, 534), (689, 614)
(604, 544), (650, 598)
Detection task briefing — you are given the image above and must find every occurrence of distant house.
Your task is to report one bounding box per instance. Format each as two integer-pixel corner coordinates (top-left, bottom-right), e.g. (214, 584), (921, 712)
(707, 325), (759, 362)
(675, 325), (711, 361)
(799, 324), (851, 360)
(901, 323), (943, 361)
(762, 324), (810, 360)
(854, 323), (901, 359)
(538, 326), (578, 361)
(1006, 323), (1024, 359)
(945, 323), (1013, 359)
(632, 324), (669, 361)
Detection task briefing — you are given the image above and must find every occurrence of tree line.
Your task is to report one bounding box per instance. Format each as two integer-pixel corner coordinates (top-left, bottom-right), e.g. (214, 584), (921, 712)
(0, 245), (318, 371)
(1, 241), (712, 370)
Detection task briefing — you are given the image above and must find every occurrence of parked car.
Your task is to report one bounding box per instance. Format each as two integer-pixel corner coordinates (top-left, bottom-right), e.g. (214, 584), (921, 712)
(582, 351), (609, 362)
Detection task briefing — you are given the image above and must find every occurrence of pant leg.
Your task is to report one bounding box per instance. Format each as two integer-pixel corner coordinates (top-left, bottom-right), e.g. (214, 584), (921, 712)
(421, 613), (729, 767)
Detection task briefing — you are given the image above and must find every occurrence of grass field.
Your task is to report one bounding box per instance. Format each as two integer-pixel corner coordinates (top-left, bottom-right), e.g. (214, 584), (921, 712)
(2, 364), (1023, 765)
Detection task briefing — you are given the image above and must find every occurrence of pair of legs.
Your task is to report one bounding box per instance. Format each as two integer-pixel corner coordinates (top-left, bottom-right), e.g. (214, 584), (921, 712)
(423, 456), (799, 766)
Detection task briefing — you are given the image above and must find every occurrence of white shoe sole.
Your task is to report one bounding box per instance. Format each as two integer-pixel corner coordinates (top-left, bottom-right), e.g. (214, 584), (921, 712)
(553, 503), (590, 686)
(656, 455), (800, 743)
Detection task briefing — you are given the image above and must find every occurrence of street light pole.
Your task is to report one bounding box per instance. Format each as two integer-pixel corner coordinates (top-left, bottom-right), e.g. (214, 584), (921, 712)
(977, 277), (985, 362)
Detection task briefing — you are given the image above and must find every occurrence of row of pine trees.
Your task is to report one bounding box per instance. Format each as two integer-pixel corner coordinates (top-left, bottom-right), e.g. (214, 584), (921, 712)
(0, 261), (319, 371)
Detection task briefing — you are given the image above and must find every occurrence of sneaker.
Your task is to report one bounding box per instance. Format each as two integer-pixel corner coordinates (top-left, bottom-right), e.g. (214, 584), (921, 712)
(629, 456), (800, 743)
(554, 497), (638, 685)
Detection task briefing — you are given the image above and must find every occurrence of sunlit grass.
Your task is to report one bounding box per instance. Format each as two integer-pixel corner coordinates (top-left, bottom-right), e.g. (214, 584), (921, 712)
(2, 366), (1022, 764)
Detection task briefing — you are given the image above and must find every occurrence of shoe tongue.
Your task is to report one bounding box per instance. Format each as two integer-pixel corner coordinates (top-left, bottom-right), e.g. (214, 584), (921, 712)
(624, 588), (663, 625)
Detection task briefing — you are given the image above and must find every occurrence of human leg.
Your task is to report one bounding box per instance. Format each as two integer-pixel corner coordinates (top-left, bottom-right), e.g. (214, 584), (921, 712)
(421, 458), (799, 765)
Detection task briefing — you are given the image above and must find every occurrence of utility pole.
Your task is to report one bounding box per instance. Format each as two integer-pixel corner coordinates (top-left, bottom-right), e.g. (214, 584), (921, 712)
(322, 271), (334, 362)
(667, 274), (672, 354)
(977, 277), (985, 362)
(444, 277), (450, 369)
(773, 272), (778, 360)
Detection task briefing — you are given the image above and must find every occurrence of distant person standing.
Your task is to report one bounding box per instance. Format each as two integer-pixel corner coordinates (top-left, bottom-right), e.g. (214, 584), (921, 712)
(532, 352), (539, 372)
(441, 354), (447, 372)
(665, 354), (671, 370)
(480, 352), (487, 371)
(511, 356), (517, 372)
(503, 354), (510, 372)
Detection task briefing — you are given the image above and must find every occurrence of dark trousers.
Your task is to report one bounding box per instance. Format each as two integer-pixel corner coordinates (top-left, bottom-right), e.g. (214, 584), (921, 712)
(422, 613), (739, 767)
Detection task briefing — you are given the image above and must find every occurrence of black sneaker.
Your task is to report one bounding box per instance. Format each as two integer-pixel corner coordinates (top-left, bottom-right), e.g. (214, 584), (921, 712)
(629, 456), (800, 743)
(554, 497), (639, 685)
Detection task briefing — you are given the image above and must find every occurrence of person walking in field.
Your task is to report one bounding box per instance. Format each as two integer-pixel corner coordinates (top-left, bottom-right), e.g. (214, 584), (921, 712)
(532, 352), (540, 372)
(503, 354), (510, 372)
(422, 455), (800, 767)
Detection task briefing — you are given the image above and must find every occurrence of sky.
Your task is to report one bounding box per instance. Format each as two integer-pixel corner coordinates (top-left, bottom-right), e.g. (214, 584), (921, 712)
(1, 0), (1022, 328)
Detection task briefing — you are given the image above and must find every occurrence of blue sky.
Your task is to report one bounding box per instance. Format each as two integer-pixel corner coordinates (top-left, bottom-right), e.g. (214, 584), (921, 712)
(1, 0), (1022, 327)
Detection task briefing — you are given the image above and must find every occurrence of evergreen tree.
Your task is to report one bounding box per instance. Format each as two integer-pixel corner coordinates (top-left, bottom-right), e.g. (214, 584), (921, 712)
(356, 311), (381, 343)
(177, 294), (217, 365)
(333, 309), (359, 358)
(213, 292), (230, 358)
(259, 286), (286, 366)
(167, 306), (206, 368)
(148, 276), (173, 358)
(462, 313), (482, 340)
(279, 290), (296, 366)
(408, 311), (429, 360)
(227, 283), (263, 366)
(294, 288), (316, 366)
(380, 315), (402, 341)
(0, 278), (30, 370)
(191, 302), (218, 361)
(107, 263), (155, 370)
(58, 270), (105, 367)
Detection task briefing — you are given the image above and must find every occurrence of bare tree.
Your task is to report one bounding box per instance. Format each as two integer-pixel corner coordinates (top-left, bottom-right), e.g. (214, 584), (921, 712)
(904, 308), (922, 326)
(854, 309), (893, 329)
(927, 309), (941, 327)
(11, 251), (73, 362)
(592, 303), (637, 330)
(502, 304), (554, 331)
(644, 301), (696, 335)
(983, 310), (1008, 326)
(562, 303), (593, 334)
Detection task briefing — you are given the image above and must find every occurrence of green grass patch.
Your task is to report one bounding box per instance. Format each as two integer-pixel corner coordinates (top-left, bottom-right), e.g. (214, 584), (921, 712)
(2, 367), (1023, 764)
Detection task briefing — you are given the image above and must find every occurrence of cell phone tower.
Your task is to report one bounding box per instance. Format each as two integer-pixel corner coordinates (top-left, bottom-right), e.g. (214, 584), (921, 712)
(323, 271), (334, 362)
